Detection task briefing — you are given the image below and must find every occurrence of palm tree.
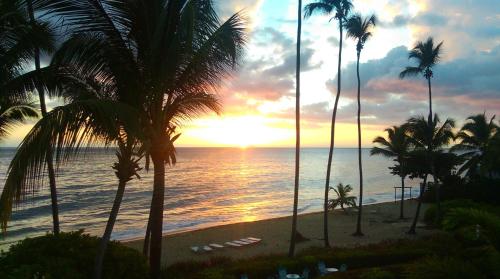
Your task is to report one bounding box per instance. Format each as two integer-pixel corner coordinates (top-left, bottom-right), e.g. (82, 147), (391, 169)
(289, 0), (302, 258)
(328, 183), (357, 212)
(25, 0), (61, 235)
(0, 98), (38, 140)
(452, 113), (498, 178)
(345, 13), (376, 236)
(400, 37), (443, 125)
(405, 114), (455, 234)
(304, 0), (353, 248)
(38, 1), (246, 277)
(371, 125), (410, 219)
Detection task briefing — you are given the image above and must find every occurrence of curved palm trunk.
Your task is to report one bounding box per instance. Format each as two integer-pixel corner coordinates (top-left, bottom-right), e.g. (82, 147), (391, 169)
(94, 179), (127, 279)
(400, 175), (405, 219)
(322, 17), (345, 248)
(26, 0), (59, 235)
(408, 174), (428, 234)
(354, 51), (364, 236)
(427, 77), (432, 124)
(150, 154), (166, 278)
(289, 0), (302, 258)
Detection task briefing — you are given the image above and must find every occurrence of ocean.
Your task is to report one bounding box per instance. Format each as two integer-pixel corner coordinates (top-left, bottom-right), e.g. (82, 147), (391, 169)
(0, 147), (421, 249)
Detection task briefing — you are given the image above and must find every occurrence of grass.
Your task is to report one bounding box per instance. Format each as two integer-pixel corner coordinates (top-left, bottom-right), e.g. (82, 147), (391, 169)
(164, 234), (463, 279)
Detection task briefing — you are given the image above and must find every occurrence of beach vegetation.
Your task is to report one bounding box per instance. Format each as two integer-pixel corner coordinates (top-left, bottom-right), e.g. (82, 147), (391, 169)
(0, 231), (148, 279)
(329, 183), (357, 212)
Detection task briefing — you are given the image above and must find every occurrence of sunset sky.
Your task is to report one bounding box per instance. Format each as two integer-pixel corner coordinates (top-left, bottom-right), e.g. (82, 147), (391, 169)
(3, 0), (500, 148)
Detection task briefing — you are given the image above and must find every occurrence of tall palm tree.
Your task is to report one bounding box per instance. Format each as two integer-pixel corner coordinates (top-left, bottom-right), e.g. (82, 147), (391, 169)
(405, 114), (455, 234)
(400, 37), (443, 125)
(289, 0), (302, 258)
(452, 113), (498, 178)
(371, 125), (410, 219)
(38, 1), (246, 277)
(25, 0), (61, 235)
(345, 13), (376, 236)
(304, 0), (353, 248)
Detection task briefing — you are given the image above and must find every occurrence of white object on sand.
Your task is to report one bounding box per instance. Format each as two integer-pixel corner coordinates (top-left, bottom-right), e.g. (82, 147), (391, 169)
(209, 243), (224, 249)
(190, 246), (200, 253)
(225, 241), (242, 247)
(203, 246), (213, 252)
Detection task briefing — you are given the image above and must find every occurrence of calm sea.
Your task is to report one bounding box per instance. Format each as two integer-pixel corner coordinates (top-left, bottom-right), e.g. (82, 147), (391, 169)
(0, 147), (421, 249)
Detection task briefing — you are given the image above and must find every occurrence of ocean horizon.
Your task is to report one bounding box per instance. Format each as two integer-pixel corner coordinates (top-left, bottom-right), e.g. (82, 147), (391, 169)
(0, 147), (421, 249)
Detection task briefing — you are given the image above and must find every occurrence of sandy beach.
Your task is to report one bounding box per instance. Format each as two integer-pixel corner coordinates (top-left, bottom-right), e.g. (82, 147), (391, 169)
(124, 200), (434, 266)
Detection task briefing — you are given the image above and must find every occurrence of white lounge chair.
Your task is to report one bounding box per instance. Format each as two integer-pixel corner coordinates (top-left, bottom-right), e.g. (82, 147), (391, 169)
(202, 245), (213, 252)
(225, 241), (243, 248)
(209, 243), (224, 249)
(190, 246), (200, 253)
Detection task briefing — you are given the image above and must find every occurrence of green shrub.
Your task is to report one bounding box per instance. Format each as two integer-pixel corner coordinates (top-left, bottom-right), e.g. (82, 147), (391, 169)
(403, 256), (484, 279)
(461, 246), (500, 279)
(443, 208), (500, 248)
(0, 231), (148, 279)
(360, 268), (396, 279)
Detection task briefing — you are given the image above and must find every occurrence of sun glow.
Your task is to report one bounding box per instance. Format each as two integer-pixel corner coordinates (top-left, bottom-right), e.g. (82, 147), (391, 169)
(181, 116), (293, 147)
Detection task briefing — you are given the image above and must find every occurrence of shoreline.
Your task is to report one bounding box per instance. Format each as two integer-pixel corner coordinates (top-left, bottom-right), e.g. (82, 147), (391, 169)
(124, 199), (434, 266)
(120, 198), (419, 243)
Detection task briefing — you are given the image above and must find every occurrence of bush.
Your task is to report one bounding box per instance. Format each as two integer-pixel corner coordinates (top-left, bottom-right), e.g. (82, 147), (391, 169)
(423, 199), (499, 227)
(0, 231), (149, 279)
(403, 256), (483, 279)
(360, 268), (396, 279)
(442, 208), (500, 248)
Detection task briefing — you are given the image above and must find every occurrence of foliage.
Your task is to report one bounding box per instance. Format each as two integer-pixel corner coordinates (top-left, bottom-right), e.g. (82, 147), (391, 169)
(399, 37), (443, 80)
(360, 268), (396, 279)
(0, 231), (149, 279)
(403, 256), (482, 279)
(442, 208), (500, 248)
(328, 183), (357, 211)
(451, 113), (498, 178)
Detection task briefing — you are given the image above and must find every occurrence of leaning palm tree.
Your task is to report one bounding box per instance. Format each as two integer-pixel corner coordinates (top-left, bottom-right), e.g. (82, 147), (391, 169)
(371, 125), (410, 219)
(25, 0), (61, 235)
(405, 114), (455, 234)
(452, 113), (498, 178)
(304, 0), (353, 248)
(289, 0), (302, 258)
(345, 13), (376, 236)
(328, 183), (357, 212)
(400, 37), (443, 124)
(40, 1), (246, 277)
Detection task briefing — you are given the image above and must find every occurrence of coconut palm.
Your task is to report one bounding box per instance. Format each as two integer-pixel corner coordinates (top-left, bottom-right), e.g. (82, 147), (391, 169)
(289, 0), (302, 258)
(0, 98), (38, 140)
(304, 0), (353, 248)
(25, 0), (61, 235)
(400, 37), (443, 124)
(328, 183), (357, 212)
(345, 13), (376, 236)
(37, 1), (246, 277)
(371, 125), (410, 219)
(405, 114), (455, 234)
(452, 113), (498, 178)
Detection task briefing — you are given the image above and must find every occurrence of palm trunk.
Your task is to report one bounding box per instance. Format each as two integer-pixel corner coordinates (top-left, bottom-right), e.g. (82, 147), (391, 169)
(149, 154), (166, 278)
(94, 179), (127, 279)
(408, 174), (428, 234)
(433, 174), (440, 221)
(288, 0), (302, 258)
(143, 202), (152, 257)
(427, 77), (432, 124)
(400, 175), (405, 219)
(322, 16), (345, 249)
(26, 0), (59, 235)
(354, 51), (364, 236)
